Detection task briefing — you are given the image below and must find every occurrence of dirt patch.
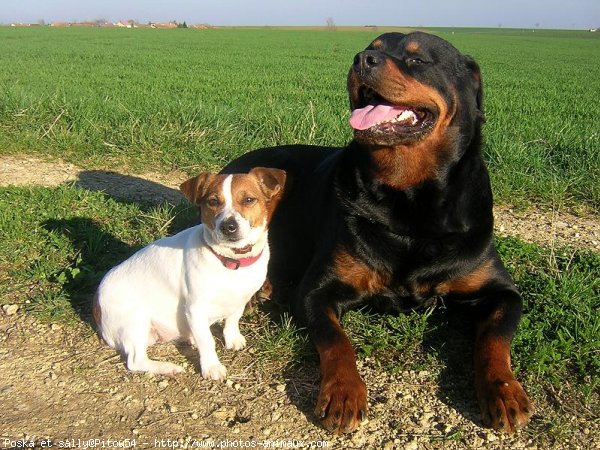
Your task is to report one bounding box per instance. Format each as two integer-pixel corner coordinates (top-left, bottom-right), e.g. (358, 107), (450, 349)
(1, 154), (599, 252)
(0, 155), (188, 205)
(494, 206), (600, 252)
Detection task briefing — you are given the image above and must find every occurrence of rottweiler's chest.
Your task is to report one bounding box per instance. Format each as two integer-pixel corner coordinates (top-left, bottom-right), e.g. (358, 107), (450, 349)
(334, 246), (493, 308)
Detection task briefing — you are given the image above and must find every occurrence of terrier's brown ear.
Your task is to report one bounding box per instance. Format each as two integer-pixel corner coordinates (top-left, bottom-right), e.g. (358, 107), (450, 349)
(250, 167), (287, 200)
(180, 172), (216, 205)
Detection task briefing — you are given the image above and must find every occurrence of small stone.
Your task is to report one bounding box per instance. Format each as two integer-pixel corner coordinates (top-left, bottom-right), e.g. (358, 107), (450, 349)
(212, 408), (229, 420)
(226, 379), (234, 387)
(404, 439), (418, 450)
(351, 432), (366, 446)
(191, 413), (199, 420)
(486, 432), (498, 442)
(50, 323), (61, 331)
(232, 427), (240, 434)
(49, 372), (57, 380)
(234, 383), (241, 390)
(158, 380), (169, 389)
(2, 304), (18, 315)
(132, 429), (139, 435)
(168, 405), (178, 413)
(262, 428), (271, 436)
(275, 384), (285, 392)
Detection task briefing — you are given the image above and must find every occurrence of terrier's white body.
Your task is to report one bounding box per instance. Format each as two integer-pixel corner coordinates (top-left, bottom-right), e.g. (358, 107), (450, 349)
(94, 168), (286, 380)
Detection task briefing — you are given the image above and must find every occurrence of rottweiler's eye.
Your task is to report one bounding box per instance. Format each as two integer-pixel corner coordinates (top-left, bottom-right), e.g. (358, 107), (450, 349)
(242, 197), (257, 206)
(407, 57), (426, 65)
(207, 197), (220, 207)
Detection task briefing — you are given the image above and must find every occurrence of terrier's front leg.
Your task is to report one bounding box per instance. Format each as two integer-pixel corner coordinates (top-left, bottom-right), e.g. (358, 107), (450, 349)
(223, 304), (247, 351)
(187, 306), (227, 380)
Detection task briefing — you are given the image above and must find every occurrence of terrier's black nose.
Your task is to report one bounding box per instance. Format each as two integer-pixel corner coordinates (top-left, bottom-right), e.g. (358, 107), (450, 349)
(220, 218), (238, 236)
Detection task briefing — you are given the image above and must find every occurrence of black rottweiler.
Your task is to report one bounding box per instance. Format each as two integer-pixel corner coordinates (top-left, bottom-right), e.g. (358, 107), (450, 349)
(221, 32), (532, 433)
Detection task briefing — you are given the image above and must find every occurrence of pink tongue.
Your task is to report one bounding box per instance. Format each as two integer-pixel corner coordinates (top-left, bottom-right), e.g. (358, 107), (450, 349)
(349, 103), (407, 130)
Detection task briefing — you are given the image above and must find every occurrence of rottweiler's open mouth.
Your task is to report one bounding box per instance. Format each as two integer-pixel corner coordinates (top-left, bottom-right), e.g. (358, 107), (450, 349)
(350, 86), (436, 138)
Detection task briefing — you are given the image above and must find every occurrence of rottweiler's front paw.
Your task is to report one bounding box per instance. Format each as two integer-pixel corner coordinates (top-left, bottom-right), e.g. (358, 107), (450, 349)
(314, 372), (367, 434)
(477, 377), (532, 432)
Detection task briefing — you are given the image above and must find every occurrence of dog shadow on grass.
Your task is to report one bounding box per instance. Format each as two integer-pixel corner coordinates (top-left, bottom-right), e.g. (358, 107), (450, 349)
(42, 216), (139, 325)
(75, 170), (184, 205)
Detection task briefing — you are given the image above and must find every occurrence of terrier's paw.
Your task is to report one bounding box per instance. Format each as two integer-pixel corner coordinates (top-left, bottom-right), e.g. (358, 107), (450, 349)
(225, 333), (247, 351)
(201, 363), (227, 381)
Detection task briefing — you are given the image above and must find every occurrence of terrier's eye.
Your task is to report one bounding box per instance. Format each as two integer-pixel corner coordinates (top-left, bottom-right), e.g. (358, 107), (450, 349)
(242, 197), (257, 205)
(207, 197), (220, 207)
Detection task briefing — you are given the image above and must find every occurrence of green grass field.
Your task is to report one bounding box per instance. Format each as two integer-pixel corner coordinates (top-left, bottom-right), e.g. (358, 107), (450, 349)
(0, 27), (598, 443)
(0, 27), (599, 210)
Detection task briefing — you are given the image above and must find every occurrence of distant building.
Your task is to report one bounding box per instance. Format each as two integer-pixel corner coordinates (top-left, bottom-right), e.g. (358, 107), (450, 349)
(51, 22), (70, 27)
(150, 22), (178, 29)
(116, 20), (136, 28)
(70, 21), (96, 27)
(96, 20), (114, 27)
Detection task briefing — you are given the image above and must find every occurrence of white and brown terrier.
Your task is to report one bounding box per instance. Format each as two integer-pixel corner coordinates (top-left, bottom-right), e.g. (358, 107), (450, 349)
(93, 168), (286, 380)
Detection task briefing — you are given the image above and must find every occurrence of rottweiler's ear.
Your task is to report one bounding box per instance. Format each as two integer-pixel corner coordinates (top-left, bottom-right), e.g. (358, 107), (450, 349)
(464, 55), (485, 123)
(180, 172), (215, 205)
(250, 167), (287, 200)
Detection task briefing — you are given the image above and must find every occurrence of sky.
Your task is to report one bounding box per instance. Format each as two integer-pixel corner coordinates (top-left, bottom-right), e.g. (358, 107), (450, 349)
(2, 0), (599, 29)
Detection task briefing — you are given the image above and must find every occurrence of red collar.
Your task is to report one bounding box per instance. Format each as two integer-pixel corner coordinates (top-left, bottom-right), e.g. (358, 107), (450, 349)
(209, 246), (263, 270)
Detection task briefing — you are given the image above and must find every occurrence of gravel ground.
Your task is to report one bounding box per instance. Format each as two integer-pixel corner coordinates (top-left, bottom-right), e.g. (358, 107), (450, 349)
(2, 311), (596, 450)
(1, 154), (598, 449)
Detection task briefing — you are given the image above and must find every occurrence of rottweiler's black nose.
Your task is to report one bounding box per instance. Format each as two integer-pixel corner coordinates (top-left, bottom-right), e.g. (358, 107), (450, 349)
(353, 50), (383, 73)
(220, 218), (238, 237)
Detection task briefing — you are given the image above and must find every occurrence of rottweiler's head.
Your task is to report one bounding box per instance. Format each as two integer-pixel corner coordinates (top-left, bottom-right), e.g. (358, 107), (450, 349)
(348, 32), (484, 186)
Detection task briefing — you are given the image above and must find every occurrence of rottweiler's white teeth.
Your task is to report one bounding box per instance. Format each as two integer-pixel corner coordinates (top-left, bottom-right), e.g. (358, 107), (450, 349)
(375, 110), (418, 127)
